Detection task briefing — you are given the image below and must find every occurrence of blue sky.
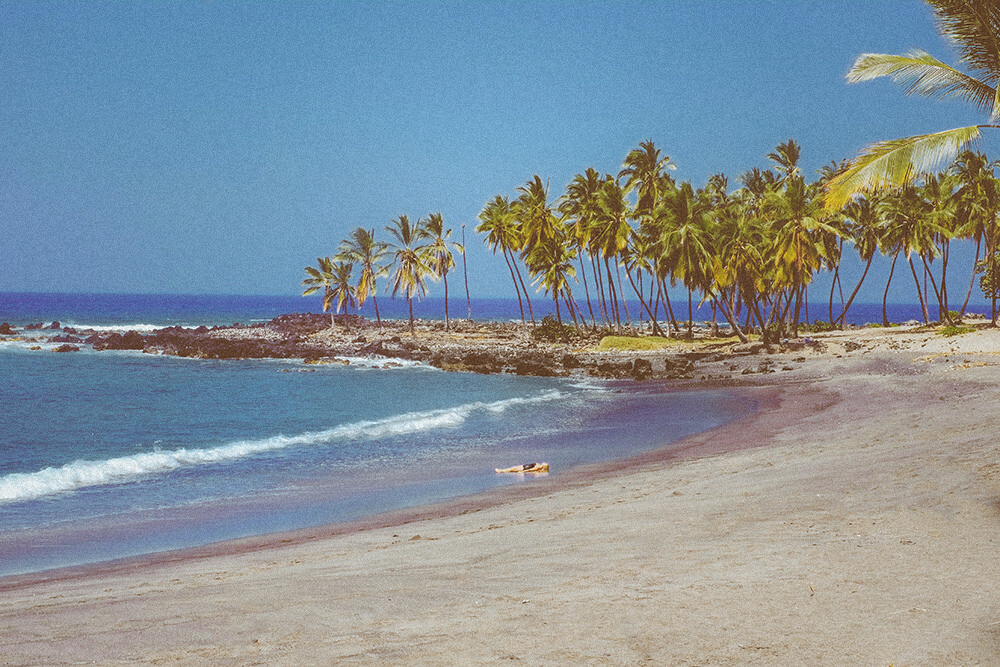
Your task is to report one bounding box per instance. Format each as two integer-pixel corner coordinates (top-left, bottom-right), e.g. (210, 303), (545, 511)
(0, 0), (992, 302)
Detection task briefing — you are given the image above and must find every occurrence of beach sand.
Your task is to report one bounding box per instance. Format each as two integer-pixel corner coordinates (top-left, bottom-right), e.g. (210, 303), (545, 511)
(2, 327), (1000, 664)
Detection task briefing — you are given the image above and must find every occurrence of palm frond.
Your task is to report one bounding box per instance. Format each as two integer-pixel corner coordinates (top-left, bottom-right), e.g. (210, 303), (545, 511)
(928, 0), (1000, 89)
(824, 125), (983, 210)
(848, 50), (997, 115)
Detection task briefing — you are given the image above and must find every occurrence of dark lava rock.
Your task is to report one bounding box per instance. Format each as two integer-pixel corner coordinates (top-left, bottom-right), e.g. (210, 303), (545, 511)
(94, 330), (145, 351)
(51, 334), (83, 343)
(631, 358), (653, 380)
(26, 323), (43, 330)
(63, 327), (78, 334)
(844, 340), (863, 352)
(561, 354), (581, 369)
(663, 357), (695, 379)
(46, 321), (61, 330)
(0, 323), (15, 335)
(53, 344), (80, 353)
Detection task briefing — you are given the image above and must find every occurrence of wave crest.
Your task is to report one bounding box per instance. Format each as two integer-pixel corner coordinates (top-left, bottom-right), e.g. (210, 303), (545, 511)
(0, 390), (565, 504)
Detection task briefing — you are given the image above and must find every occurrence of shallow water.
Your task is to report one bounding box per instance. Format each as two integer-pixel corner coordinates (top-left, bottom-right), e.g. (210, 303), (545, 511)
(0, 343), (757, 576)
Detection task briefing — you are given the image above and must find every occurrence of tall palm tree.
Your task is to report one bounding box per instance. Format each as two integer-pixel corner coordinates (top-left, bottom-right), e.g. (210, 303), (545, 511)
(592, 179), (634, 328)
(834, 195), (884, 327)
(385, 215), (430, 335)
(477, 195), (531, 323)
(658, 181), (712, 337)
(419, 212), (463, 330)
(560, 167), (610, 328)
(619, 139), (675, 219)
(529, 230), (578, 325)
(302, 257), (356, 327)
(767, 139), (802, 184)
(953, 150), (1000, 317)
(337, 227), (389, 328)
(764, 176), (840, 337)
(826, 1), (1000, 209)
(879, 186), (942, 323)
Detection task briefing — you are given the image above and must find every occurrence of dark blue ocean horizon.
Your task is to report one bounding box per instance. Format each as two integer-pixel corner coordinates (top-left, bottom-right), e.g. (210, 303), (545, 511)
(0, 291), (991, 331)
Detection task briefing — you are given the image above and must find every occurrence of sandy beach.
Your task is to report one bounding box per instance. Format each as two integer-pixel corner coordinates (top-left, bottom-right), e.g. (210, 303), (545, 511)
(2, 325), (1000, 664)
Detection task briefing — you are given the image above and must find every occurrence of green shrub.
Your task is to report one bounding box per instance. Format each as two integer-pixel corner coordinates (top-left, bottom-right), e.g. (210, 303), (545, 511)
(531, 315), (577, 343)
(939, 325), (975, 337)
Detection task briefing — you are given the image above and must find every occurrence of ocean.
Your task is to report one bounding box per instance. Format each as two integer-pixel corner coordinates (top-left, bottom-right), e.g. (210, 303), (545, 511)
(0, 292), (772, 577)
(0, 292), (983, 577)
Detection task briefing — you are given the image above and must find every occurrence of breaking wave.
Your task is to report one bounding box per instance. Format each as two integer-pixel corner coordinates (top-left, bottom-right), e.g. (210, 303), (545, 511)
(0, 390), (565, 504)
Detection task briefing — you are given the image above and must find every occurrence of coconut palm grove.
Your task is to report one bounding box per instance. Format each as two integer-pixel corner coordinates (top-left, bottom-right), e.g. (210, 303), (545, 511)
(305, 0), (1000, 342)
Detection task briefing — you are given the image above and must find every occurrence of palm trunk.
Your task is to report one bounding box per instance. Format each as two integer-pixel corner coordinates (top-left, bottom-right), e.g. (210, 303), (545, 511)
(579, 252), (597, 328)
(626, 267), (664, 336)
(462, 224), (471, 321)
(512, 256), (535, 324)
(503, 249), (525, 323)
(920, 255), (951, 324)
(907, 255), (929, 324)
(553, 294), (562, 324)
(659, 277), (679, 335)
(615, 257), (631, 325)
(940, 239), (950, 319)
(408, 297), (415, 335)
(834, 254), (874, 327)
(883, 252), (899, 326)
(687, 287), (693, 338)
(604, 257), (620, 328)
(443, 272), (450, 330)
(961, 236), (982, 317)
(713, 295), (749, 344)
(372, 295), (382, 328)
(592, 251), (610, 326)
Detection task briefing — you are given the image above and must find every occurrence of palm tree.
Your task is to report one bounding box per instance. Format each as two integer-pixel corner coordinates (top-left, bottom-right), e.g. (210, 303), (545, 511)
(337, 227), (389, 328)
(953, 150), (1000, 317)
(826, 1), (1000, 209)
(302, 257), (356, 327)
(764, 176), (840, 337)
(658, 182), (713, 337)
(419, 212), (463, 330)
(529, 230), (578, 325)
(767, 139), (802, 184)
(619, 139), (675, 219)
(560, 167), (610, 328)
(834, 195), (884, 327)
(385, 215), (430, 335)
(879, 186), (942, 323)
(477, 195), (531, 323)
(592, 179), (635, 328)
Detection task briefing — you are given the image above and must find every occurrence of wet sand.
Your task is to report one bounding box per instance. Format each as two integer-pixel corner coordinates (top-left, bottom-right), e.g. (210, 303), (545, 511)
(2, 327), (999, 664)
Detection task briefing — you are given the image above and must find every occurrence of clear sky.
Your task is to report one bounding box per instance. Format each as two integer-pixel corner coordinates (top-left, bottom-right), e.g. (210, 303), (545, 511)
(0, 0), (992, 302)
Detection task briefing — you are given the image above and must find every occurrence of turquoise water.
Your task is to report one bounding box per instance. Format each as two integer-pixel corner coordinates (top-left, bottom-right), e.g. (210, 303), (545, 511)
(0, 299), (760, 577)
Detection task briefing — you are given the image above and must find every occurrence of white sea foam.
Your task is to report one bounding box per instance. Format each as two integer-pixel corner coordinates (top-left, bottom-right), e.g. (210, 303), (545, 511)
(62, 323), (172, 333)
(0, 390), (565, 504)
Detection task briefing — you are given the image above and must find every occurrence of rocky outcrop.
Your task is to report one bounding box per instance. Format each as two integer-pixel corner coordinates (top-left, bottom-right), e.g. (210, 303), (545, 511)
(92, 330), (145, 351)
(52, 344), (79, 353)
(0, 323), (15, 335)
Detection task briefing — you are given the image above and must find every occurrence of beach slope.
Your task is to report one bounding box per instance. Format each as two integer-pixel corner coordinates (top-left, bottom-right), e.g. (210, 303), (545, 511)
(2, 330), (999, 664)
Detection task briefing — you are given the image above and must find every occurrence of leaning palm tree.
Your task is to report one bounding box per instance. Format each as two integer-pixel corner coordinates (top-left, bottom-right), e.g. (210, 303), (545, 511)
(302, 257), (356, 327)
(826, 1), (1000, 209)
(419, 212), (463, 330)
(385, 215), (430, 335)
(337, 227), (389, 327)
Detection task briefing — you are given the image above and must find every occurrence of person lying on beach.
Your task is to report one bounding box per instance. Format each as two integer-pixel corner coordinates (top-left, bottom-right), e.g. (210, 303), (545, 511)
(494, 462), (549, 473)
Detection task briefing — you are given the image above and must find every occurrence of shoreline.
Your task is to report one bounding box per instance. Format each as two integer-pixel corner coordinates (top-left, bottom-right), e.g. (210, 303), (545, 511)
(0, 379), (791, 591)
(3, 326), (1000, 662)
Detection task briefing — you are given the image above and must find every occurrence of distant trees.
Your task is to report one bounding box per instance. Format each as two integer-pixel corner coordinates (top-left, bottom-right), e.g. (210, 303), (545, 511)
(305, 138), (1000, 337)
